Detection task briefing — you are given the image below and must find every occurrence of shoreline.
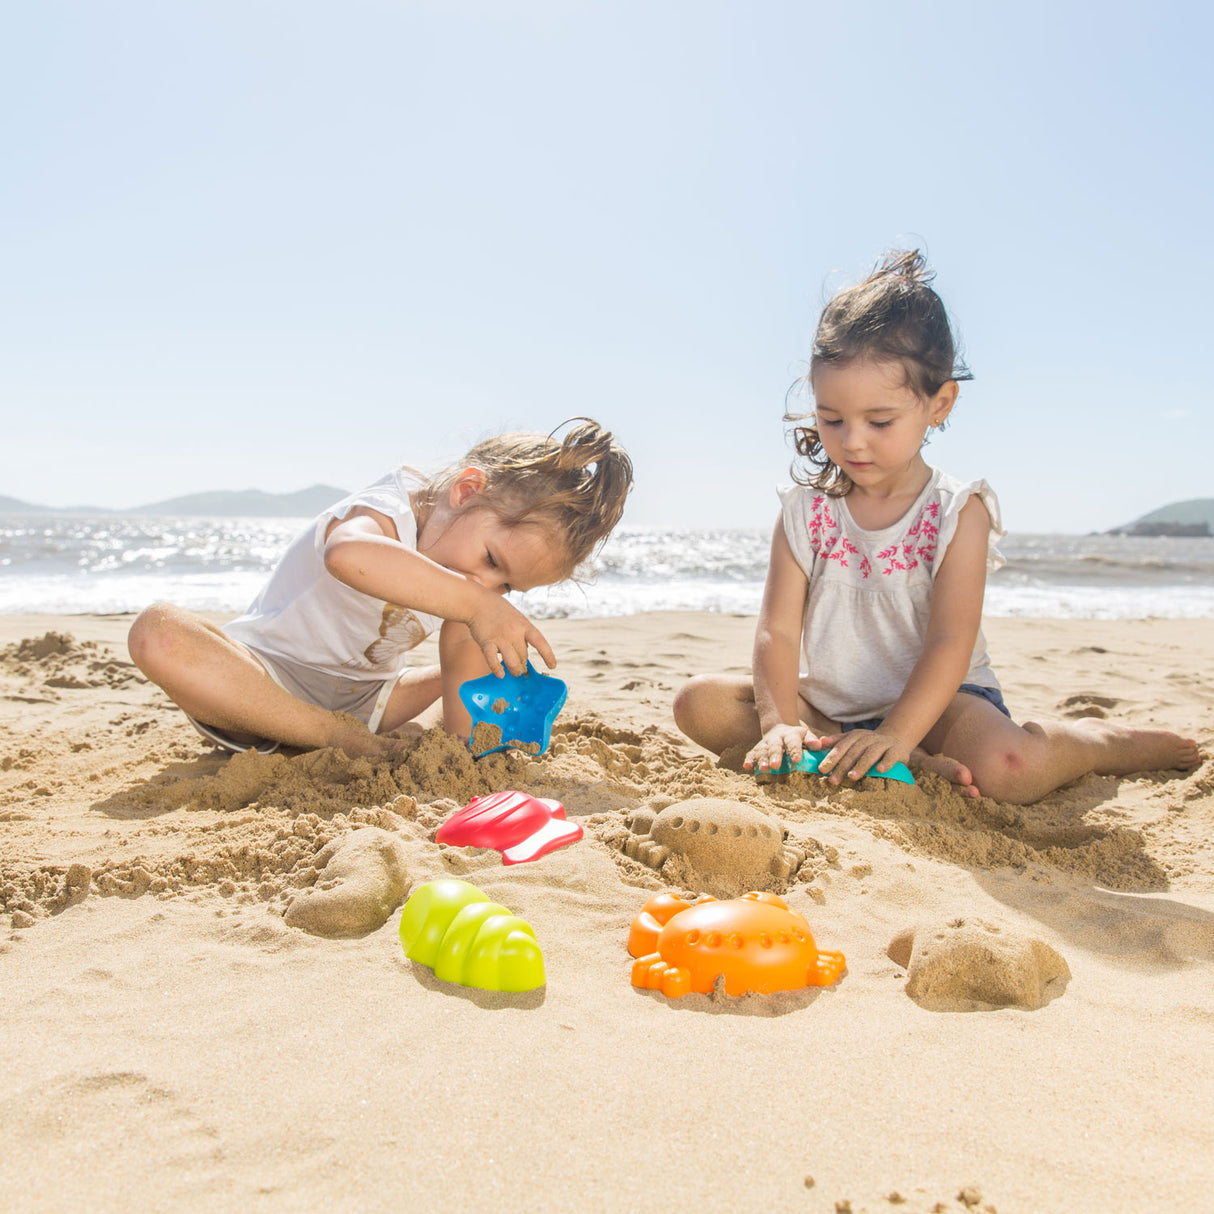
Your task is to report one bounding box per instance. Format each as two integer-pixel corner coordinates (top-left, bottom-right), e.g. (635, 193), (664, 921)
(2, 611), (1212, 1212)
(5, 525), (1214, 623)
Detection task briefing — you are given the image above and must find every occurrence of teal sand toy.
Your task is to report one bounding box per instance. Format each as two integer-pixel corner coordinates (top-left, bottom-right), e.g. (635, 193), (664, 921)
(761, 748), (915, 785)
(459, 661), (567, 757)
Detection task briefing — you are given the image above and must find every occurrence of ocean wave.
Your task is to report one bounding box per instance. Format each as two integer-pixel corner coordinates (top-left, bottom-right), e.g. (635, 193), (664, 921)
(2, 517), (1213, 619)
(999, 534), (1214, 579)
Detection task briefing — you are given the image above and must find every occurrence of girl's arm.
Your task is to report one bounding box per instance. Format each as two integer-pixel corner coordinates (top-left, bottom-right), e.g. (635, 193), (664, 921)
(437, 619), (490, 739)
(744, 520), (815, 771)
(818, 495), (992, 781)
(322, 510), (555, 677)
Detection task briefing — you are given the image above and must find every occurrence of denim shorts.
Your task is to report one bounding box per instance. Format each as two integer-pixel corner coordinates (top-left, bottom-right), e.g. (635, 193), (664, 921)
(841, 683), (1011, 734)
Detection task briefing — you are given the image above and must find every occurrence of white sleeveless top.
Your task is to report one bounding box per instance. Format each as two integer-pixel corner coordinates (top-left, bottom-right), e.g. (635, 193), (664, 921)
(225, 469), (442, 681)
(780, 468), (1005, 723)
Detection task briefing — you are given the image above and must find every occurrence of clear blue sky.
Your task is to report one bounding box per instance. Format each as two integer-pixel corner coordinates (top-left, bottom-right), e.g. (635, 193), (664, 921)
(3, 1), (1210, 532)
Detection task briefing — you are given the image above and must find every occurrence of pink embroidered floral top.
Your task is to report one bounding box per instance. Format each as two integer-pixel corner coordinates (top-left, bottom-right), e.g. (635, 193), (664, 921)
(779, 468), (1005, 723)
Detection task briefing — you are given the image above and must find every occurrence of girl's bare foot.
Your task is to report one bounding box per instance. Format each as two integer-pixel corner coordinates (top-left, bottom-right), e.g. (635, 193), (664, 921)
(909, 748), (980, 798)
(1082, 720), (1202, 776)
(323, 712), (407, 760)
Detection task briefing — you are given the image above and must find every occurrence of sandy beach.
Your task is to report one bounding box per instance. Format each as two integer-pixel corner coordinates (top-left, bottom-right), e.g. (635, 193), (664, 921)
(1, 610), (1212, 1213)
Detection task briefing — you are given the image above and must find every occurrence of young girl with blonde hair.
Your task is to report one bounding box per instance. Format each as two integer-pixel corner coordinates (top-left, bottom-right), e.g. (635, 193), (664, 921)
(674, 253), (1198, 804)
(130, 419), (631, 758)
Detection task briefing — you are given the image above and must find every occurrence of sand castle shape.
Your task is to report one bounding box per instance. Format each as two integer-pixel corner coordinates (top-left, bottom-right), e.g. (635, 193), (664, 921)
(623, 798), (805, 887)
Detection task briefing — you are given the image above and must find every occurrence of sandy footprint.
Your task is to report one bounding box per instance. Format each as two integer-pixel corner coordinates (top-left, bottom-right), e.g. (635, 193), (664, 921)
(284, 827), (410, 938)
(0, 1070), (225, 1201)
(888, 916), (1070, 1012)
(1058, 692), (1119, 719)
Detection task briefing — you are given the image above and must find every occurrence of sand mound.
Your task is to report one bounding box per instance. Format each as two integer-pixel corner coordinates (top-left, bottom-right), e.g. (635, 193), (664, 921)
(283, 826), (411, 937)
(94, 728), (538, 820)
(0, 631), (138, 692)
(889, 917), (1071, 1011)
(3, 699), (1207, 932)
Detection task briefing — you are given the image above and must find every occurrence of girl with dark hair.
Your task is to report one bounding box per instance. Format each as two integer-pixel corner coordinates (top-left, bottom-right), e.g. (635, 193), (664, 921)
(674, 253), (1197, 803)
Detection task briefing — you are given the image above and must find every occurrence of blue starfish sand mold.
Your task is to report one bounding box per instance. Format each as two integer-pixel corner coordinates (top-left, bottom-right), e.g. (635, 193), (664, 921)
(459, 661), (568, 757)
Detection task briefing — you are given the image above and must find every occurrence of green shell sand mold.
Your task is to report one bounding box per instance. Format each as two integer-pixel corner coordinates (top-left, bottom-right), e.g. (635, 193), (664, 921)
(398, 879), (546, 993)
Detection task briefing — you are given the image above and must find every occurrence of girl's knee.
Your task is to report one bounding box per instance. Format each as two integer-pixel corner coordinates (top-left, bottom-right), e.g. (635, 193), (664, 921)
(128, 604), (163, 665)
(672, 674), (757, 754)
(966, 755), (1024, 803)
(965, 732), (1046, 803)
(931, 700), (1046, 803)
(672, 676), (712, 734)
(127, 603), (190, 675)
(671, 675), (725, 737)
(942, 718), (1048, 806)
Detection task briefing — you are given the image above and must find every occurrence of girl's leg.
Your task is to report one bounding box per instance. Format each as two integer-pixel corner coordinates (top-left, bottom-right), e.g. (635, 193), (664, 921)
(377, 665), (443, 734)
(127, 603), (399, 758)
(672, 674), (980, 790)
(922, 692), (1201, 805)
(672, 674), (765, 756)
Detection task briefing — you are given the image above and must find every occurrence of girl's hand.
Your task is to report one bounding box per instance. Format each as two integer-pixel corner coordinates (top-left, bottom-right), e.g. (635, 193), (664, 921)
(466, 592), (556, 678)
(743, 724), (819, 773)
(816, 729), (911, 785)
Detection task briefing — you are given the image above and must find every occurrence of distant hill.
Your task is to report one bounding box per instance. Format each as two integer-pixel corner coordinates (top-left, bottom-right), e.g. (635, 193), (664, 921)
(1110, 498), (1214, 537)
(0, 493), (110, 514)
(0, 485), (348, 518)
(0, 494), (47, 513)
(130, 485), (348, 517)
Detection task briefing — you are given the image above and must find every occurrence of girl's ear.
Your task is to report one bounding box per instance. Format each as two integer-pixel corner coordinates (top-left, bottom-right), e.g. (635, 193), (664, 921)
(448, 467), (488, 509)
(930, 380), (960, 428)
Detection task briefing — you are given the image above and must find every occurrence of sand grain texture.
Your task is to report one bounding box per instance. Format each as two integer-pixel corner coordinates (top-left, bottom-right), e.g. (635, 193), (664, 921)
(1, 612), (1212, 1213)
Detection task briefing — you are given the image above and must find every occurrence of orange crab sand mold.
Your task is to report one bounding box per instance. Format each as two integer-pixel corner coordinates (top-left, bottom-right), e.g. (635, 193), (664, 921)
(627, 891), (846, 999)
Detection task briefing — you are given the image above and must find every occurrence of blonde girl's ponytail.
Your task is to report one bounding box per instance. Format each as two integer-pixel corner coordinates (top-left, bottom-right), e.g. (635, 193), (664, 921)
(426, 418), (634, 576)
(541, 417), (634, 563)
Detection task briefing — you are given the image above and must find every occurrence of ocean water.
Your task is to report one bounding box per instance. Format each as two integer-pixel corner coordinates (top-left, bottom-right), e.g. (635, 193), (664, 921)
(2, 515), (1213, 620)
